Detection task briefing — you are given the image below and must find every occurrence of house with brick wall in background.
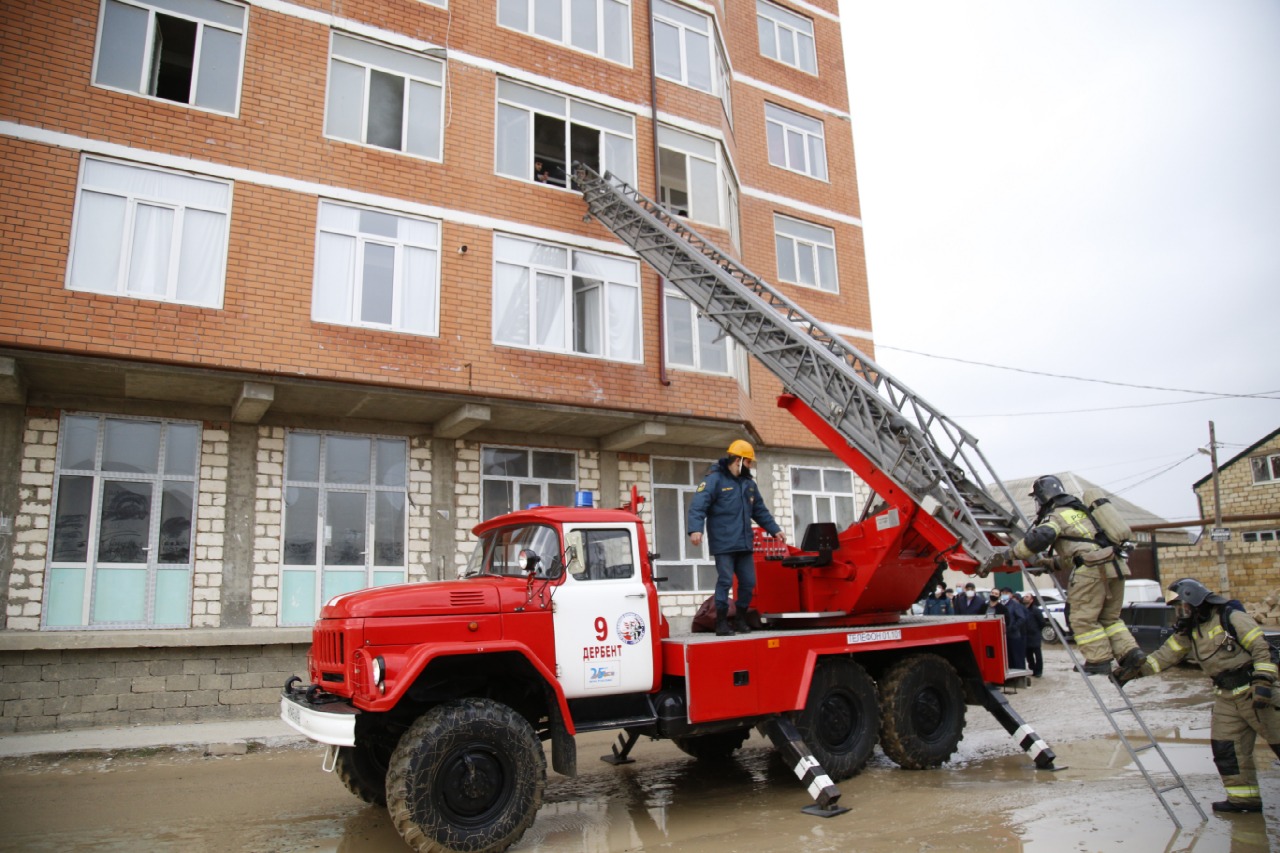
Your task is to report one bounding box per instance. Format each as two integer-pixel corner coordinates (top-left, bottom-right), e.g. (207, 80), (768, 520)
(1157, 426), (1280, 623)
(0, 0), (877, 731)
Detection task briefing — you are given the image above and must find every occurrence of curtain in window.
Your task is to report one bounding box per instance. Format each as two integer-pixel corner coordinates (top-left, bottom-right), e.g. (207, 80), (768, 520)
(494, 264), (531, 345)
(176, 208), (226, 305)
(127, 203), (174, 297)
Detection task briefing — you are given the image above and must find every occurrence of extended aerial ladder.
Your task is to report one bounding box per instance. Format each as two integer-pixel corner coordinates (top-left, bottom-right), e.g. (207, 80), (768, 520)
(574, 163), (1025, 570)
(573, 164), (1207, 829)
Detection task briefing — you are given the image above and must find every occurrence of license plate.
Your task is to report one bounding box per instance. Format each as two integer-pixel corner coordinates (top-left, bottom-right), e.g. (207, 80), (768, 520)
(286, 702), (301, 724)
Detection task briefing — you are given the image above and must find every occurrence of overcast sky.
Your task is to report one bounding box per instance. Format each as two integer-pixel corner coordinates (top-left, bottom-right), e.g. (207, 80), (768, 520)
(836, 0), (1280, 523)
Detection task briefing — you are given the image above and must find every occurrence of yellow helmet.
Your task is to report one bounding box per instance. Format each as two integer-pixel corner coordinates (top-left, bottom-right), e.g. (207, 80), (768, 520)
(727, 439), (755, 461)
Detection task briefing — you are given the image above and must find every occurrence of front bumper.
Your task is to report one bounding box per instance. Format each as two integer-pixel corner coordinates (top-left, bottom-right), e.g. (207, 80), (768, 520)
(279, 690), (358, 746)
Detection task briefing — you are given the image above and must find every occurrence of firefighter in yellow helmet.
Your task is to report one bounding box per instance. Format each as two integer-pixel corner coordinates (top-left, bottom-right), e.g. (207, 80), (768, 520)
(687, 440), (785, 636)
(1116, 578), (1280, 814)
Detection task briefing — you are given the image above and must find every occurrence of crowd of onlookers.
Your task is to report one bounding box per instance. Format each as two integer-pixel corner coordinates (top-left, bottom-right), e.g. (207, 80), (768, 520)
(917, 582), (1049, 677)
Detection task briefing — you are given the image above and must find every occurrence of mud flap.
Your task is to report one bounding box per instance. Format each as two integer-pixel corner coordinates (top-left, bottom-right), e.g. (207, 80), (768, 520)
(757, 716), (850, 817)
(980, 684), (1061, 770)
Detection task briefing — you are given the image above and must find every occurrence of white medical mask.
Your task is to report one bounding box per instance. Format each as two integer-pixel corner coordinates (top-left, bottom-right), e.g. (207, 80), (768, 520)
(999, 593), (1010, 604)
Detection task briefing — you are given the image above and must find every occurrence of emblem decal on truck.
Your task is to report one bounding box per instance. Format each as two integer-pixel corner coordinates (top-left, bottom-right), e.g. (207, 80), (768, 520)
(617, 612), (646, 644)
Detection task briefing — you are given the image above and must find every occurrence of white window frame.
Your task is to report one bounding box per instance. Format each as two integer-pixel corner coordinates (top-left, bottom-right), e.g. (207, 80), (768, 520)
(765, 102), (828, 181)
(652, 0), (732, 120)
(774, 214), (838, 293)
(790, 465), (862, 541)
(497, 0), (632, 66)
(651, 456), (718, 593)
(324, 32), (445, 161)
(91, 0), (248, 115)
(656, 125), (739, 247)
(756, 0), (817, 74)
(1250, 452), (1280, 484)
(495, 79), (637, 189)
(481, 446), (579, 520)
(311, 200), (442, 336)
(1242, 529), (1280, 543)
(279, 431), (410, 626)
(45, 413), (202, 630)
(66, 156), (232, 309)
(492, 234), (642, 363)
(664, 283), (729, 375)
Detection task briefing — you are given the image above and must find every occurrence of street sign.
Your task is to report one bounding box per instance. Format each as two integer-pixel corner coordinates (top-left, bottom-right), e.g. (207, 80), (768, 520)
(1210, 527), (1231, 543)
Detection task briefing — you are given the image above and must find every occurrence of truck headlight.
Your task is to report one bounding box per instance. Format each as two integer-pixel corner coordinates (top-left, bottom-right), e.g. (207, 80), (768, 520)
(371, 655), (385, 694)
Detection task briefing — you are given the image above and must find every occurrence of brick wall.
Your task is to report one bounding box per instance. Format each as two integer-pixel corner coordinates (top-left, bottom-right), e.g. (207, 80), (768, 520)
(0, 641), (307, 733)
(1157, 432), (1280, 612)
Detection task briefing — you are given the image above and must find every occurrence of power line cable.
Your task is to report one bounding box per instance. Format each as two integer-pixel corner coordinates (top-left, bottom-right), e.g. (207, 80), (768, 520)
(879, 344), (1280, 400)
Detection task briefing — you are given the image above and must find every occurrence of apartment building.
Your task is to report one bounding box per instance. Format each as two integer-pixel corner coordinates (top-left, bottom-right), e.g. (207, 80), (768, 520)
(0, 0), (872, 730)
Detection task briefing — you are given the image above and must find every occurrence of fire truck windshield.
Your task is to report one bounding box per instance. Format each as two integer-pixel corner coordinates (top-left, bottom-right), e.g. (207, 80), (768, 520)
(465, 524), (562, 578)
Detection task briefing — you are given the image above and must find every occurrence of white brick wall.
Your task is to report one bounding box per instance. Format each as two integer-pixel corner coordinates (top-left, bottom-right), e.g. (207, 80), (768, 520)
(251, 426), (285, 627)
(192, 427), (229, 628)
(5, 416), (58, 630)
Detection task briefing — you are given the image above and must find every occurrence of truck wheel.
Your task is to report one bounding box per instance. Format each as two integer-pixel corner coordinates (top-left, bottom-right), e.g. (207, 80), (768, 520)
(793, 658), (879, 780)
(672, 728), (751, 761)
(386, 698), (546, 853)
(336, 743), (390, 806)
(878, 653), (965, 769)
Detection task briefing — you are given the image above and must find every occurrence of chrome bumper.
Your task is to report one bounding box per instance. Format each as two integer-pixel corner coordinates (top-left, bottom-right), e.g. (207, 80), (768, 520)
(279, 691), (357, 746)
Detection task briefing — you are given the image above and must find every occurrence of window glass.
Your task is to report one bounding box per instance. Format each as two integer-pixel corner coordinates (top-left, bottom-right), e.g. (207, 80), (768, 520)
(499, 0), (631, 64)
(791, 465), (860, 540)
(69, 158), (231, 308)
(652, 458), (716, 591)
(764, 103), (827, 180)
(493, 234), (640, 363)
(326, 34), (444, 159)
(281, 432), (409, 624)
(496, 80), (634, 188)
(481, 447), (577, 520)
(774, 214), (839, 292)
(312, 201), (440, 336)
(93, 0), (246, 114)
(46, 415), (200, 629)
(756, 0), (816, 73)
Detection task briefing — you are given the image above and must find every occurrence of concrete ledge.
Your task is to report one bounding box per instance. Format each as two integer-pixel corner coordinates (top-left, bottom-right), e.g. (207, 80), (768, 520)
(0, 627), (312, 652)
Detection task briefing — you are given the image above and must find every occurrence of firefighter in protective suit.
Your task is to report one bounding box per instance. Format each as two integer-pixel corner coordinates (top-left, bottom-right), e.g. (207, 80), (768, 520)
(985, 475), (1144, 676)
(1115, 578), (1280, 813)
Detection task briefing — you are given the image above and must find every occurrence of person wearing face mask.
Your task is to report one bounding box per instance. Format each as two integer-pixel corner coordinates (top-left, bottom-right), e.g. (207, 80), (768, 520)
(1115, 578), (1280, 814)
(991, 587), (1029, 670)
(922, 583), (954, 616)
(954, 582), (985, 616)
(688, 440), (786, 636)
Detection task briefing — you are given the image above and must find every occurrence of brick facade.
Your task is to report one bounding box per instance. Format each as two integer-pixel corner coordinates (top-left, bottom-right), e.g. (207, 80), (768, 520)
(1156, 429), (1280, 613)
(0, 0), (872, 729)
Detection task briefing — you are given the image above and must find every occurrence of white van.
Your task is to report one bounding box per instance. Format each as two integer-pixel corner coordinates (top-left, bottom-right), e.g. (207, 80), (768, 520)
(1123, 579), (1163, 605)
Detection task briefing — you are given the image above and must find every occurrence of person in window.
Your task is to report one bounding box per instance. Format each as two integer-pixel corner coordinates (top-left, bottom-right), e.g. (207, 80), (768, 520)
(534, 159), (566, 186)
(687, 440), (785, 636)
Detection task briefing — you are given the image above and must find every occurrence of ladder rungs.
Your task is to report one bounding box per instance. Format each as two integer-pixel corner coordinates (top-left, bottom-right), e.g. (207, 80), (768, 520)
(1131, 742), (1157, 753)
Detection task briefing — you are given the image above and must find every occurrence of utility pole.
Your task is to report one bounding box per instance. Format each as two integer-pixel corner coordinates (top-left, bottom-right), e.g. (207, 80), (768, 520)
(1207, 421), (1228, 594)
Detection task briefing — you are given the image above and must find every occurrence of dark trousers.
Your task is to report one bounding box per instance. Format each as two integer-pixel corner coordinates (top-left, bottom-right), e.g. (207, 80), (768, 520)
(1025, 644), (1043, 676)
(1006, 635), (1027, 670)
(714, 551), (755, 611)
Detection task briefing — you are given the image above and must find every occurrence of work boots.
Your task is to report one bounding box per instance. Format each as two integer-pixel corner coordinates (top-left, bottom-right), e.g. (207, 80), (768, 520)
(1118, 648), (1147, 670)
(733, 611), (752, 634)
(715, 606), (733, 637)
(1212, 800), (1262, 813)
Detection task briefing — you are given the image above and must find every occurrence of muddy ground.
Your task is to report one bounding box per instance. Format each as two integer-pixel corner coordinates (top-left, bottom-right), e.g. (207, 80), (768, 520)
(1, 647), (1277, 852)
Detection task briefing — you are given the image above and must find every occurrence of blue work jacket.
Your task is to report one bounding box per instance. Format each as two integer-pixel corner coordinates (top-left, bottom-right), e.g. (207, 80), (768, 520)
(686, 457), (781, 555)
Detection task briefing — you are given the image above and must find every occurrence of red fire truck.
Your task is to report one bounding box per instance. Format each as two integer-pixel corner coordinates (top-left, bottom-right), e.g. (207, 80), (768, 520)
(281, 169), (1054, 853)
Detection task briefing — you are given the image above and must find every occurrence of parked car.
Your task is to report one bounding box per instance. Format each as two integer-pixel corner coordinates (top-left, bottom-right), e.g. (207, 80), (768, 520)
(1120, 602), (1280, 657)
(1031, 579), (1165, 645)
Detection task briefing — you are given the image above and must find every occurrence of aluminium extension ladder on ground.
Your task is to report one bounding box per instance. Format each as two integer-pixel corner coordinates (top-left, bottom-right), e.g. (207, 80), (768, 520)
(572, 164), (1207, 829)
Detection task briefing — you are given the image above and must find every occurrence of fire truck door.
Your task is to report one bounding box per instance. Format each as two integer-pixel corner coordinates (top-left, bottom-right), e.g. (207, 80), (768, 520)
(553, 524), (655, 698)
